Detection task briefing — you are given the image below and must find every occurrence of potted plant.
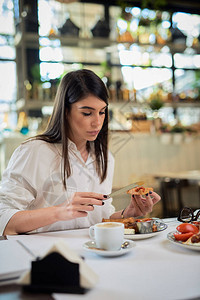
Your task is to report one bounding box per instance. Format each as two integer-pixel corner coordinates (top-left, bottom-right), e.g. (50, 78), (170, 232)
(149, 98), (164, 111)
(149, 97), (164, 132)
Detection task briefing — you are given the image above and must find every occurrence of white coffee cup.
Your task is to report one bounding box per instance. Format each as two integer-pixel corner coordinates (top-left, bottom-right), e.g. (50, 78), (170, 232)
(89, 222), (124, 251)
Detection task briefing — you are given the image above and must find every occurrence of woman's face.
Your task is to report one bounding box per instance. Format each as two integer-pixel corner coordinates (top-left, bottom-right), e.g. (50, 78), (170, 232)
(66, 95), (107, 146)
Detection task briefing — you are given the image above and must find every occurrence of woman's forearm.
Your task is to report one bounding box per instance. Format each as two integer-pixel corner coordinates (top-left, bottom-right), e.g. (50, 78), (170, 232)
(3, 192), (106, 235)
(3, 206), (59, 235)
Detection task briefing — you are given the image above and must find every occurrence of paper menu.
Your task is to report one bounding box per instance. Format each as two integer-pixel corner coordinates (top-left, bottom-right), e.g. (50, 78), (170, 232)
(0, 240), (32, 285)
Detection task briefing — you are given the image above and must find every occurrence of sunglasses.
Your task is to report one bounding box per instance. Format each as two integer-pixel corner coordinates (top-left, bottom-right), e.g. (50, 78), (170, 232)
(178, 207), (200, 223)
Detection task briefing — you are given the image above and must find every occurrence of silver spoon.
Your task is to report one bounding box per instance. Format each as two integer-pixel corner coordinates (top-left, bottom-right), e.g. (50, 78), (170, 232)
(121, 241), (130, 249)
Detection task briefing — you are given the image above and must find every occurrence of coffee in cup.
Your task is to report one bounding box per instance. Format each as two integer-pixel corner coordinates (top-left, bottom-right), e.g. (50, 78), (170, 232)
(89, 222), (124, 251)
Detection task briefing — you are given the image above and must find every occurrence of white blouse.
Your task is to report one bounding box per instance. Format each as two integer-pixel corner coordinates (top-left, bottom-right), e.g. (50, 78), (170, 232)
(0, 139), (115, 234)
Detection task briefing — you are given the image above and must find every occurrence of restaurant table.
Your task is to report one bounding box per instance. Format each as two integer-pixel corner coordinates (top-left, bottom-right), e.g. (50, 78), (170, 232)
(153, 170), (200, 182)
(0, 218), (200, 300)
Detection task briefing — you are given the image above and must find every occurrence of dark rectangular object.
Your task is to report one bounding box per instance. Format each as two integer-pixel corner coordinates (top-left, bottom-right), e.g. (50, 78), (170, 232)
(22, 252), (86, 294)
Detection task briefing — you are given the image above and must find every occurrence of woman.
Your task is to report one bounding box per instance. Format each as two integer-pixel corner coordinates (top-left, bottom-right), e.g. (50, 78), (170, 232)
(0, 69), (160, 235)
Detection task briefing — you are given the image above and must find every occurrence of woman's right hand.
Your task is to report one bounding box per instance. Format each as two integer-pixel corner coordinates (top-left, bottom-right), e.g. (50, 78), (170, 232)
(3, 192), (106, 235)
(55, 192), (106, 221)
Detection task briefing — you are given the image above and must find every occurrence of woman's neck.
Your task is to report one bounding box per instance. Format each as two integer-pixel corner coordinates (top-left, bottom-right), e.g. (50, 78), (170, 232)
(79, 147), (89, 162)
(70, 138), (89, 162)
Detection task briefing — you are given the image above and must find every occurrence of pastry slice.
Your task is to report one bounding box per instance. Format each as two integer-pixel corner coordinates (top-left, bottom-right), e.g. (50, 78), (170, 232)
(127, 186), (153, 195)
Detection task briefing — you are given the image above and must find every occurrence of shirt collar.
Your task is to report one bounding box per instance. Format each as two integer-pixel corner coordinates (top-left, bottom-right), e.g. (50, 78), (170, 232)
(54, 139), (78, 155)
(54, 139), (95, 160)
(68, 139), (78, 152)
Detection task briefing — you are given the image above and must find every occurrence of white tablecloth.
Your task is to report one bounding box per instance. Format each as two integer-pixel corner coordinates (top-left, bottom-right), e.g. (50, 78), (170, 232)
(7, 218), (200, 300)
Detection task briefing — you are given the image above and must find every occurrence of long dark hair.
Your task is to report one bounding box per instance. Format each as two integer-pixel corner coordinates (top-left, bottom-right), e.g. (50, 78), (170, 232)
(35, 69), (109, 188)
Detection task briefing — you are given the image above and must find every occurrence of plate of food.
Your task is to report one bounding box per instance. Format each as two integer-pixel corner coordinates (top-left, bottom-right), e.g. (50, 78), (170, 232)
(124, 219), (168, 240)
(102, 217), (168, 240)
(167, 223), (200, 251)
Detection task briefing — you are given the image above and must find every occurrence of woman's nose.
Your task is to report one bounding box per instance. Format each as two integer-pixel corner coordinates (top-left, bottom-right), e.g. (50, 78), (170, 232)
(92, 115), (102, 127)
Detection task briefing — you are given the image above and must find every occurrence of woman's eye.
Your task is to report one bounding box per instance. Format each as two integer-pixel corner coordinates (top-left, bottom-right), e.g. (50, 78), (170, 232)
(82, 110), (106, 116)
(82, 112), (91, 116)
(100, 111), (106, 115)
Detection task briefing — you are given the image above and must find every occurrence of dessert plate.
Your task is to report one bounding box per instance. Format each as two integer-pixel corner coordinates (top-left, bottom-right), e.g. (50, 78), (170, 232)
(83, 240), (136, 257)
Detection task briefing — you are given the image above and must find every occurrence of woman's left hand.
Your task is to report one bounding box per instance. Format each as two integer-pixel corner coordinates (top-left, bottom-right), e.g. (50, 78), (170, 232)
(125, 192), (161, 217)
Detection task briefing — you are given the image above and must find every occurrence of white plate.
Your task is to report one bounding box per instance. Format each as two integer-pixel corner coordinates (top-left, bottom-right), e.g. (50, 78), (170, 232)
(124, 221), (168, 240)
(83, 240), (136, 257)
(167, 231), (200, 251)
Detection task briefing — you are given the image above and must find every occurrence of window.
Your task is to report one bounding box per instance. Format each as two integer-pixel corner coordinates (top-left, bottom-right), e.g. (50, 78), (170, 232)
(0, 0), (16, 118)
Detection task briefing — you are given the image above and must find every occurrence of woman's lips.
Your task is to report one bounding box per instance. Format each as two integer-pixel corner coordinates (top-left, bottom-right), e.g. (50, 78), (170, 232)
(87, 130), (99, 135)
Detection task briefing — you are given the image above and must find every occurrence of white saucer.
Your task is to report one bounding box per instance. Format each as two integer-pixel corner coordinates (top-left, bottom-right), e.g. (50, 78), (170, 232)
(83, 240), (136, 257)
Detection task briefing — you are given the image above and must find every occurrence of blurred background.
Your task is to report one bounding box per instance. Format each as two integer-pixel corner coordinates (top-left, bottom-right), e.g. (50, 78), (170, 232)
(0, 0), (200, 218)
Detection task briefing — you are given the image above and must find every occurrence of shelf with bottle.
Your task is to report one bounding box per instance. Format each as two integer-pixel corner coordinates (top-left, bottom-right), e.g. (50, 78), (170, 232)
(107, 80), (200, 106)
(15, 32), (115, 49)
(46, 34), (200, 55)
(14, 28), (200, 56)
(116, 33), (200, 55)
(16, 74), (200, 111)
(13, 1), (200, 117)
